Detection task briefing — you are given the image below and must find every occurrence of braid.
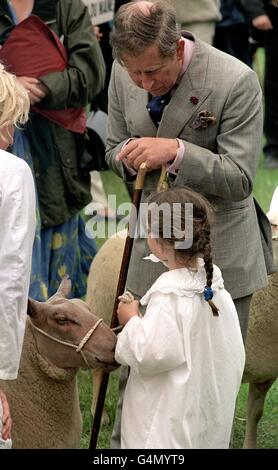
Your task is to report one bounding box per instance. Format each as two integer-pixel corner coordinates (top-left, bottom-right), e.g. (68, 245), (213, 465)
(203, 229), (219, 317)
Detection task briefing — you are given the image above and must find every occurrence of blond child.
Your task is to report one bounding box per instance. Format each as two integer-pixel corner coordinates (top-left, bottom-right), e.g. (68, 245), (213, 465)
(0, 63), (36, 448)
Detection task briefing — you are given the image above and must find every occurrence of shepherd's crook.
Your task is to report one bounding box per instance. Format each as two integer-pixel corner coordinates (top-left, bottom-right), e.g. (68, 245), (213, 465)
(89, 162), (150, 449)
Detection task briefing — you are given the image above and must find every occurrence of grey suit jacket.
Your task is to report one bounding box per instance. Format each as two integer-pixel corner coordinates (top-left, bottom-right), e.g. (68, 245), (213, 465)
(106, 34), (274, 300)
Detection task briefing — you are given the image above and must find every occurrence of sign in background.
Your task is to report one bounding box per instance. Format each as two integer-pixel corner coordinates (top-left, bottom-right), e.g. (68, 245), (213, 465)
(83, 0), (115, 25)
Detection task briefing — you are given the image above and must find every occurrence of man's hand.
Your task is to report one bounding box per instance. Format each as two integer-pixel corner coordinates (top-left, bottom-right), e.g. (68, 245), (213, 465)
(0, 390), (12, 440)
(117, 300), (140, 326)
(116, 137), (178, 171)
(17, 76), (48, 105)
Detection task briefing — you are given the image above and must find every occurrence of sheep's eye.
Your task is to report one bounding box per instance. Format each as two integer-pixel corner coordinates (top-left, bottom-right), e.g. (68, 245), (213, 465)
(56, 316), (67, 325)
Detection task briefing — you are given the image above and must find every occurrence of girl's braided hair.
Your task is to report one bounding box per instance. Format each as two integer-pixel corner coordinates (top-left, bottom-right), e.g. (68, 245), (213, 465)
(147, 186), (219, 316)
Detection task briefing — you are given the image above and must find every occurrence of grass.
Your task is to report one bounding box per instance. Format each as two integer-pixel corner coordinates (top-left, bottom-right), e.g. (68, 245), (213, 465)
(79, 368), (120, 449)
(233, 382), (278, 449)
(253, 157), (278, 212)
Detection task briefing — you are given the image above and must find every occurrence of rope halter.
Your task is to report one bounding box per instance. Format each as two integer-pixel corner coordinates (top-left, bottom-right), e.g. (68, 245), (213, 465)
(30, 318), (103, 368)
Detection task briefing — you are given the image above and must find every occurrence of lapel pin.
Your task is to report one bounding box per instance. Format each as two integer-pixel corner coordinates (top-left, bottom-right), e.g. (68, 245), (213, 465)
(190, 96), (199, 105)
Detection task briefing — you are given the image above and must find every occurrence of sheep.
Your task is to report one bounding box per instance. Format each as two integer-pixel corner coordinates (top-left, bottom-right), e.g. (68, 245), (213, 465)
(0, 278), (118, 449)
(87, 231), (278, 449)
(242, 232), (278, 448)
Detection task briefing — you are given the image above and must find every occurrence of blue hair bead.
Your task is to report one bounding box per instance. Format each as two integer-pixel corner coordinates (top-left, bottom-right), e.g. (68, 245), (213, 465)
(204, 286), (213, 301)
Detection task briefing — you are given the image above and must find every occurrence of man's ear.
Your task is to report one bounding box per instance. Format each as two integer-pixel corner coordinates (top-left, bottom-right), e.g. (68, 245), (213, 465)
(176, 39), (185, 62)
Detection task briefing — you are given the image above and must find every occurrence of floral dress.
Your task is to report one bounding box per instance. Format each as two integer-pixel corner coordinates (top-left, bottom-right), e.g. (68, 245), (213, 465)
(12, 129), (96, 301)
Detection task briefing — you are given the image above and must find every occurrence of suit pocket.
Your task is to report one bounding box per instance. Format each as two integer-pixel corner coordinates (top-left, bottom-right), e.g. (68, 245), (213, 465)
(179, 125), (217, 150)
(211, 199), (249, 214)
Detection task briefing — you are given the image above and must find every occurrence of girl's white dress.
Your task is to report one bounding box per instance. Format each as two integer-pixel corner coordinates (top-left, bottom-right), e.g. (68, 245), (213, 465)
(0, 150), (35, 380)
(115, 259), (245, 449)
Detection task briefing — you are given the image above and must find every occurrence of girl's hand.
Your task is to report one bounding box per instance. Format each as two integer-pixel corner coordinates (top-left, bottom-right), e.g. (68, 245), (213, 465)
(0, 390), (12, 440)
(117, 300), (140, 325)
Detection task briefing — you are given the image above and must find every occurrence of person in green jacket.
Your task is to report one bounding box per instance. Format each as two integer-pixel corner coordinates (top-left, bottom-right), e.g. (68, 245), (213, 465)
(0, 0), (106, 300)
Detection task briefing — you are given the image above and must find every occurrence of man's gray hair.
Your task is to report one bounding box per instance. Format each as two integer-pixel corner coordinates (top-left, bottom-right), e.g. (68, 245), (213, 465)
(110, 1), (181, 64)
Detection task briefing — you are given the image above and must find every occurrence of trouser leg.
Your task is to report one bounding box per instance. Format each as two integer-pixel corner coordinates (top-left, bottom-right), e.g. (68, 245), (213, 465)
(233, 294), (253, 344)
(110, 365), (129, 449)
(263, 29), (278, 162)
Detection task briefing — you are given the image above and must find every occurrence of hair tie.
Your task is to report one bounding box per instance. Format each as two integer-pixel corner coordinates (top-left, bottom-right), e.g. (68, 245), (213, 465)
(204, 286), (213, 301)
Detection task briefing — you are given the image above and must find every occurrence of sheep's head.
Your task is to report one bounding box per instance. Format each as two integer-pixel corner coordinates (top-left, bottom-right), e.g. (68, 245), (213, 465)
(27, 278), (118, 372)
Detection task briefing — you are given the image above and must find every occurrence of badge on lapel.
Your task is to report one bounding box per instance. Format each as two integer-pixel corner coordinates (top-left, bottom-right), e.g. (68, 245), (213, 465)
(190, 96), (199, 105)
(191, 110), (217, 129)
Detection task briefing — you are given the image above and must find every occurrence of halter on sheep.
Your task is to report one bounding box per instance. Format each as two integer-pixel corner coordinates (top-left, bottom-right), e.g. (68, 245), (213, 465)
(27, 277), (118, 372)
(30, 317), (103, 368)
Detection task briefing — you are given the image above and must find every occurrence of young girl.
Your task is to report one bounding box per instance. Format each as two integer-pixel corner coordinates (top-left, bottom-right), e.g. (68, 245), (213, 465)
(116, 186), (245, 449)
(0, 63), (36, 447)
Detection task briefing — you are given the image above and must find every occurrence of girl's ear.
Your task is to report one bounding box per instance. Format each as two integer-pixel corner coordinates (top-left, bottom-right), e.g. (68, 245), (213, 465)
(158, 241), (174, 264)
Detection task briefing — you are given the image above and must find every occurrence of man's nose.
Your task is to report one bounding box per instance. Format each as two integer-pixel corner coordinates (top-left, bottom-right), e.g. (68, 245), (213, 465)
(141, 75), (154, 92)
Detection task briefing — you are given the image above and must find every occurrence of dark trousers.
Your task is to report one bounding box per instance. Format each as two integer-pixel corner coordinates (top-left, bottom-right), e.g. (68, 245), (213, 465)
(263, 28), (278, 158)
(213, 24), (252, 67)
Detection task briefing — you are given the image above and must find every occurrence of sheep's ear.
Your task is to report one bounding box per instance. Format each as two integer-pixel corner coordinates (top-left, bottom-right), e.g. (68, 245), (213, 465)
(27, 298), (44, 318)
(47, 276), (72, 304)
(27, 298), (33, 317)
(57, 276), (72, 298)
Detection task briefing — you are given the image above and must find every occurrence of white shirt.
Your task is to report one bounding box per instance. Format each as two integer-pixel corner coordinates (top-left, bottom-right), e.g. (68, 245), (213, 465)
(0, 150), (36, 380)
(115, 260), (245, 449)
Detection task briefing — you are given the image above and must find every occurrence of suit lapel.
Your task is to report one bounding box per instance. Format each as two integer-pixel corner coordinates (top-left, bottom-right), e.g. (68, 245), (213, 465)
(158, 37), (212, 138)
(128, 82), (158, 135)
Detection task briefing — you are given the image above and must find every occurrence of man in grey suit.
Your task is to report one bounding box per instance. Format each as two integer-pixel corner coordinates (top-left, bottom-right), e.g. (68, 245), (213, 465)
(106, 0), (274, 447)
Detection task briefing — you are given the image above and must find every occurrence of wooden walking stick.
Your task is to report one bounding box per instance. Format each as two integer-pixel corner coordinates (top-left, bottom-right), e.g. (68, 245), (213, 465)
(89, 162), (150, 449)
